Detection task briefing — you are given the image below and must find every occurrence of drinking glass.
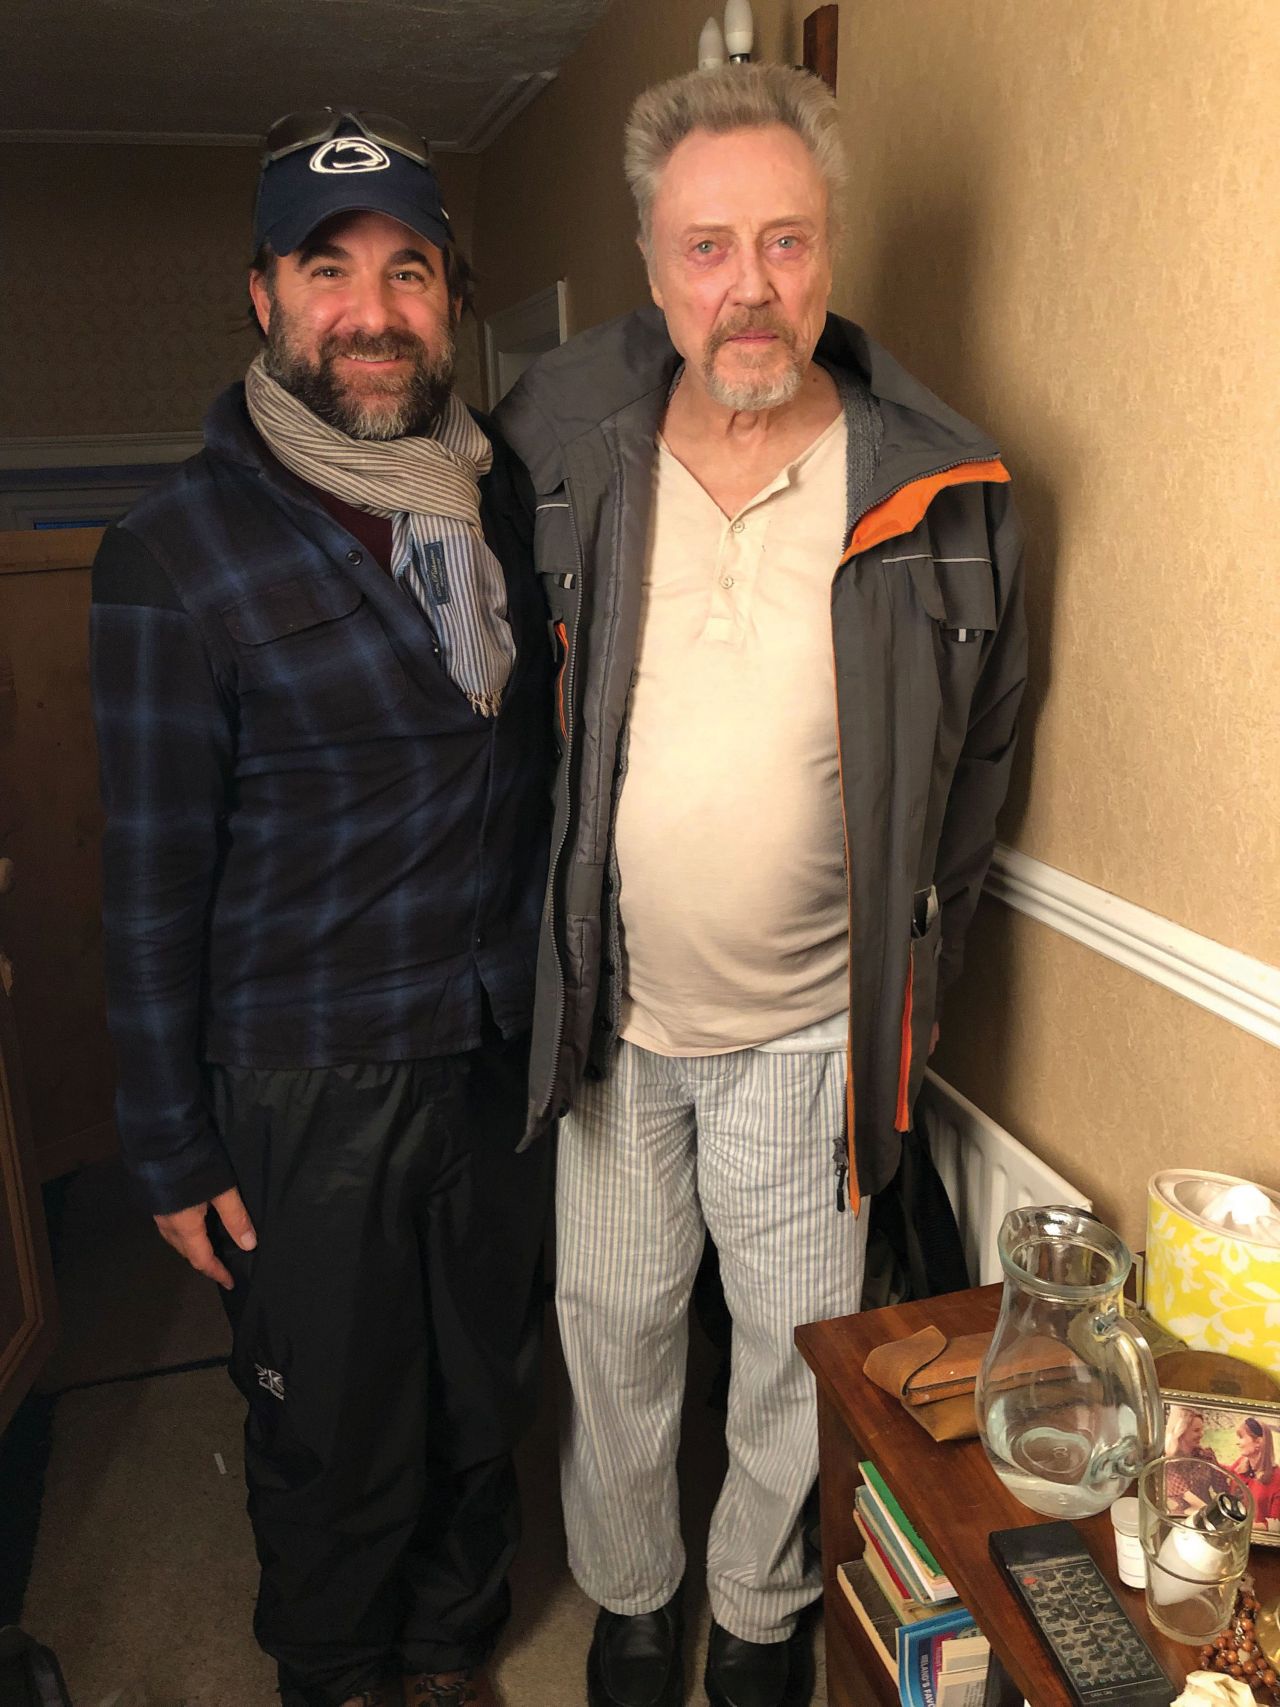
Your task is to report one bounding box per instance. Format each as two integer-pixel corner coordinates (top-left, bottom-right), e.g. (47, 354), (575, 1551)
(1139, 1456), (1254, 1643)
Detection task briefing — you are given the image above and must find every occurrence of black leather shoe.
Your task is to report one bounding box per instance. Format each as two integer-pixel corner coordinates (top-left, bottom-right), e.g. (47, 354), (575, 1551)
(587, 1593), (685, 1707)
(704, 1619), (815, 1707)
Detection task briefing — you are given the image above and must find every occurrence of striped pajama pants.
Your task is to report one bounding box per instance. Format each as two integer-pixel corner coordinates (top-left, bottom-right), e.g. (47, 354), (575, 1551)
(555, 1038), (868, 1643)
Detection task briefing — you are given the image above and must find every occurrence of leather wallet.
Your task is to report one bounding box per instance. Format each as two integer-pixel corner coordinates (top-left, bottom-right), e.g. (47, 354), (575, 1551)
(862, 1325), (991, 1441)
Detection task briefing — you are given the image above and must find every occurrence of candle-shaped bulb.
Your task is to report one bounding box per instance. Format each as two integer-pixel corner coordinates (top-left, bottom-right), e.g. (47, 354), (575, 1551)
(698, 16), (727, 67)
(723, 0), (754, 61)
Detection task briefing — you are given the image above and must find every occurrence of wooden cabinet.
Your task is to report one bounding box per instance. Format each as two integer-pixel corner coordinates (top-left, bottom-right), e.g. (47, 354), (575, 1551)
(796, 1286), (1280, 1707)
(0, 527), (117, 1182)
(0, 913), (56, 1432)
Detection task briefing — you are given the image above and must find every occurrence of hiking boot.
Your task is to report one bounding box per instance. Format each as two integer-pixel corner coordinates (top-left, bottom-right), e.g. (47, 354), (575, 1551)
(402, 1669), (497, 1706)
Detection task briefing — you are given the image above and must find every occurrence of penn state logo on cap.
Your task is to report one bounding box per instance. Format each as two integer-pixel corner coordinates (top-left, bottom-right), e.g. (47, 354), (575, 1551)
(254, 115), (453, 256)
(309, 137), (391, 174)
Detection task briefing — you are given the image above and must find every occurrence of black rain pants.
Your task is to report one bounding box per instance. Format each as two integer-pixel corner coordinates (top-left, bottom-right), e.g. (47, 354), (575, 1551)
(207, 1025), (551, 1707)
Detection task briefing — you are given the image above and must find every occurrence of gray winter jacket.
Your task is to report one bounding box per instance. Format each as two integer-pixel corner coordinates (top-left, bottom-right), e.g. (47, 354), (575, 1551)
(496, 305), (1026, 1205)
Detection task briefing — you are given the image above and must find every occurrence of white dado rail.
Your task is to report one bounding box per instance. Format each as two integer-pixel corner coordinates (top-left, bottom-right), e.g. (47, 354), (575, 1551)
(0, 433), (204, 470)
(0, 433), (206, 529)
(985, 845), (1280, 1050)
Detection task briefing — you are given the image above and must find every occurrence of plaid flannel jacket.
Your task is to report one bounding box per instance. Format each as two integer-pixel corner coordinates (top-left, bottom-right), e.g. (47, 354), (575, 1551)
(90, 385), (551, 1215)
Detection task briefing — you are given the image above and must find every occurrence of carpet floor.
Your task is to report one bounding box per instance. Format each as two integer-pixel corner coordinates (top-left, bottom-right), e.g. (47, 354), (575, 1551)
(20, 1163), (828, 1707)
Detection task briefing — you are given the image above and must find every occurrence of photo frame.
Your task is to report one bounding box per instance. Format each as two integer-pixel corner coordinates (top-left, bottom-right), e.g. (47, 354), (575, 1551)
(1161, 1392), (1280, 1547)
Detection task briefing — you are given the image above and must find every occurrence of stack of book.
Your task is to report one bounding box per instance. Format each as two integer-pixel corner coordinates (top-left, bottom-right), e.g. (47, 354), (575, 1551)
(836, 1460), (990, 1707)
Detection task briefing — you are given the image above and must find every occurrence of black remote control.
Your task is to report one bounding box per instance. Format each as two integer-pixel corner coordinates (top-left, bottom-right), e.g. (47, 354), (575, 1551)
(988, 1521), (1175, 1706)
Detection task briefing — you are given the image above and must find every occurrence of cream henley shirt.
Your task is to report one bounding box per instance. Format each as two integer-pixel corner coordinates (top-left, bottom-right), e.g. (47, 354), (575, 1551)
(615, 412), (850, 1056)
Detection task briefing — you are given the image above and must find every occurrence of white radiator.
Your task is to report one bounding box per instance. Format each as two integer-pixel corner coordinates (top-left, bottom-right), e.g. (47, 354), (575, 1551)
(918, 1069), (1092, 1286)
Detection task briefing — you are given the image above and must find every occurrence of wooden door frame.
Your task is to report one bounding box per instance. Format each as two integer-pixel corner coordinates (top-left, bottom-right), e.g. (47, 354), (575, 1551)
(0, 965), (56, 1434)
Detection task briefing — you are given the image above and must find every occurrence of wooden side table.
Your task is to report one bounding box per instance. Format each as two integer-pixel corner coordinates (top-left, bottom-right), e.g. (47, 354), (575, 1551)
(797, 1284), (1280, 1707)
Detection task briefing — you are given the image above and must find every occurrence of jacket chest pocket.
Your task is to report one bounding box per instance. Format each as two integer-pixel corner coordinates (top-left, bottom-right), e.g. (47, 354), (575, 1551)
(933, 559), (996, 644)
(224, 575), (408, 743)
(899, 550), (996, 694)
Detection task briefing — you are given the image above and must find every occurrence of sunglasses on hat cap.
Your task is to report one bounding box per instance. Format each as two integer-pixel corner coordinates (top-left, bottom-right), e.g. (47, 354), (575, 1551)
(263, 108), (431, 170)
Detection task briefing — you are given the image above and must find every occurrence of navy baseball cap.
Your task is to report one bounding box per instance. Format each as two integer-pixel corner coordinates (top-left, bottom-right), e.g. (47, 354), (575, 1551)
(253, 111), (453, 256)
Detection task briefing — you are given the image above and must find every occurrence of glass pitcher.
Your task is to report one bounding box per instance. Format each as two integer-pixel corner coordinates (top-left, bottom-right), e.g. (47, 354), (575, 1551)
(975, 1205), (1162, 1518)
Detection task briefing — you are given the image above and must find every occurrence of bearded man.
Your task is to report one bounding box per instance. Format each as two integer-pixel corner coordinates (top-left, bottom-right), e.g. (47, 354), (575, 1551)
(497, 65), (1026, 1707)
(90, 112), (551, 1707)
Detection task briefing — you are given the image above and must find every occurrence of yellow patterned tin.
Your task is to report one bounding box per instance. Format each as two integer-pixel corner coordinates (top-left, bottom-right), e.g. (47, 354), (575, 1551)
(1146, 1170), (1280, 1382)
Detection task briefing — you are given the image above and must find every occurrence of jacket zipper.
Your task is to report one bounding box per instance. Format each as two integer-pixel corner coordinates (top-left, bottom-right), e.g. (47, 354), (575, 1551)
(537, 513), (584, 1126)
(895, 941), (915, 1131)
(830, 613), (857, 1216)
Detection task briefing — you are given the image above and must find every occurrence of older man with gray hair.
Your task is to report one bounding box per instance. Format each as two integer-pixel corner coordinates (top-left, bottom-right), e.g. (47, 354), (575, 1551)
(498, 64), (1026, 1707)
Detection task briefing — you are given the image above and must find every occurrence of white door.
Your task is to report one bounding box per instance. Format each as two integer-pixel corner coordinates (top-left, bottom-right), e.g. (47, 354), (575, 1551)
(484, 282), (568, 405)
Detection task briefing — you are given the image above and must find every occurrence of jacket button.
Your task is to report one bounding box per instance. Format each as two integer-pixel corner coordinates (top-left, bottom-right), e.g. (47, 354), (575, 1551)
(557, 1100), (571, 1119)
(346, 549), (362, 564)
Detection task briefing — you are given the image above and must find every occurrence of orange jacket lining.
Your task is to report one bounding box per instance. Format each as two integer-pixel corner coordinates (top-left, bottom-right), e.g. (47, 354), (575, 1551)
(842, 458), (1010, 563)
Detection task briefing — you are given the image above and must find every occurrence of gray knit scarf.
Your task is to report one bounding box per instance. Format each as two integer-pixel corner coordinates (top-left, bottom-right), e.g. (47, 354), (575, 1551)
(245, 356), (513, 716)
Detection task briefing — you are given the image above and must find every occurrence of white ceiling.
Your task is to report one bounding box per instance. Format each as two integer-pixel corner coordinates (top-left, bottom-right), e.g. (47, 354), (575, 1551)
(7, 0), (614, 150)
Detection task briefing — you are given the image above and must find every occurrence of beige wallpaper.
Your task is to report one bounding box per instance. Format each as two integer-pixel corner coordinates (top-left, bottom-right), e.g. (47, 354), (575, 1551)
(474, 0), (1280, 1229)
(0, 141), (484, 439)
(934, 903), (1277, 1254)
(0, 143), (261, 437)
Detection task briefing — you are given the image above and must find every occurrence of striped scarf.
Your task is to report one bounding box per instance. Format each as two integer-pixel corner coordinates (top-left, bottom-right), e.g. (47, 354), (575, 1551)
(245, 356), (514, 716)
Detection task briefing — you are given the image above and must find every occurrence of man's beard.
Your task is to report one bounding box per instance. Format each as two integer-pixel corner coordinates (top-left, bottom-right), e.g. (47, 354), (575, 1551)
(701, 311), (804, 411)
(262, 311), (456, 440)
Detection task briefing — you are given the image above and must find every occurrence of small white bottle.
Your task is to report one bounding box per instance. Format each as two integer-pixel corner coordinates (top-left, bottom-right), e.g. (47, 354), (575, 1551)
(1110, 1495), (1146, 1589)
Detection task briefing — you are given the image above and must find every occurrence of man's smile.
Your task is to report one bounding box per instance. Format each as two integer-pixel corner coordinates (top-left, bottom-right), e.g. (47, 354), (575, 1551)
(339, 351), (411, 367)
